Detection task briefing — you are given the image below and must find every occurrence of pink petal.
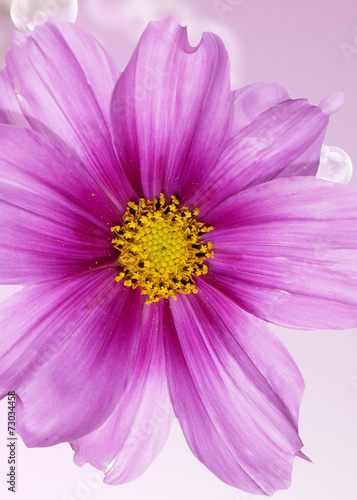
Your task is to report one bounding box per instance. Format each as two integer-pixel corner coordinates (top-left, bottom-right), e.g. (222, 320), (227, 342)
(206, 176), (357, 329)
(230, 82), (289, 133)
(0, 125), (119, 285)
(0, 271), (142, 446)
(0, 19), (133, 207)
(225, 83), (326, 189)
(189, 98), (329, 214)
(165, 282), (304, 495)
(319, 92), (344, 116)
(229, 85), (329, 185)
(110, 16), (232, 199)
(71, 301), (174, 484)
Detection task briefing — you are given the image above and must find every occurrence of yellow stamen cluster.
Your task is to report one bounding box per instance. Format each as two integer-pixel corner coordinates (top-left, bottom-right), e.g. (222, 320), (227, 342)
(111, 193), (214, 304)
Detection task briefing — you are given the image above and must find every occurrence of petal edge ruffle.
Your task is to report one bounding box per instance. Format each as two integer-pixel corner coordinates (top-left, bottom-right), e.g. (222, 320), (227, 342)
(111, 16), (232, 200)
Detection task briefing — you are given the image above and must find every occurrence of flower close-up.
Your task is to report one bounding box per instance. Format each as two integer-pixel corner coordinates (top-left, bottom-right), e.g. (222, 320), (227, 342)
(0, 15), (357, 496)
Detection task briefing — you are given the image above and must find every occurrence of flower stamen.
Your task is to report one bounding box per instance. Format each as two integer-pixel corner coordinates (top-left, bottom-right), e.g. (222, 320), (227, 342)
(111, 193), (214, 304)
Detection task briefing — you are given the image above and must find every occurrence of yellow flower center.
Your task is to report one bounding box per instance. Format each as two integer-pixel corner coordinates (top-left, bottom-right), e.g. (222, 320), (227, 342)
(111, 193), (214, 304)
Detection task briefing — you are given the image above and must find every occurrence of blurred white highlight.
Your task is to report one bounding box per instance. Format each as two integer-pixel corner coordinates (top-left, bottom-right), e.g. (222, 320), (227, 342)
(10, 0), (77, 33)
(317, 145), (353, 184)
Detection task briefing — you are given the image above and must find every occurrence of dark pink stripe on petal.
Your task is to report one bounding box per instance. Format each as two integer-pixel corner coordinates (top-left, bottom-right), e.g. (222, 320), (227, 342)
(0, 125), (120, 285)
(0, 20), (134, 207)
(71, 300), (173, 484)
(111, 16), (232, 200)
(190, 99), (329, 215)
(206, 176), (357, 329)
(0, 270), (142, 445)
(165, 284), (304, 495)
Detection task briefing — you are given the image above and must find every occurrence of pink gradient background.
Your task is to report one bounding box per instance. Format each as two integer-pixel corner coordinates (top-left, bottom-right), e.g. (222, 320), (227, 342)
(0, 1), (357, 499)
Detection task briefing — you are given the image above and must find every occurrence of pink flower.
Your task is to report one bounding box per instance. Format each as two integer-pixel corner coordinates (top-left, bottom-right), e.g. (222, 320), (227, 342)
(0, 16), (356, 495)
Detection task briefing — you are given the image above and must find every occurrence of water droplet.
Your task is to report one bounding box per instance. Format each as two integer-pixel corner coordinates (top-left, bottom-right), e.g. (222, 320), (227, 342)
(317, 145), (353, 184)
(10, 0), (78, 34)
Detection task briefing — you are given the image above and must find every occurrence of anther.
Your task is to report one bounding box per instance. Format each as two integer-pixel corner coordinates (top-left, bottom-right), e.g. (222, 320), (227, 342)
(111, 193), (214, 304)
